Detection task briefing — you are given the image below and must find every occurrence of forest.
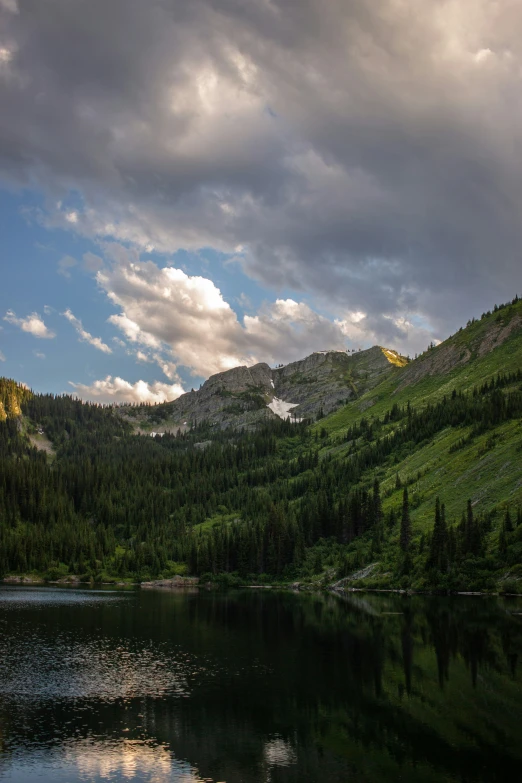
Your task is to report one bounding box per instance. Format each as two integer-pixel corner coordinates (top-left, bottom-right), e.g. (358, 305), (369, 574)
(1, 356), (522, 591)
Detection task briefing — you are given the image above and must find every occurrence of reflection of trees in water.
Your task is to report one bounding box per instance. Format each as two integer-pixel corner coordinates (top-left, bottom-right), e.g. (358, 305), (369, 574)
(126, 592), (522, 781)
(1, 592), (522, 782)
(421, 597), (522, 688)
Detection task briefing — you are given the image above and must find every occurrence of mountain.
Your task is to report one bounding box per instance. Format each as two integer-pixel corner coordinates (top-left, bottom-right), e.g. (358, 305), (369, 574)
(0, 294), (521, 592)
(124, 346), (408, 433)
(125, 296), (521, 437)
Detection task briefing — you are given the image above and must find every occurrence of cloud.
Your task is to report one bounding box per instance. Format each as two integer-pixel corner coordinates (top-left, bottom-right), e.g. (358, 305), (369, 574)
(0, 46), (14, 64)
(62, 309), (112, 353)
(82, 252), (103, 272)
(0, 349), (5, 361)
(335, 312), (439, 358)
(153, 356), (179, 381)
(129, 346), (180, 380)
(0, 0), (521, 346)
(57, 254), (78, 278)
(69, 376), (185, 404)
(0, 0), (18, 14)
(4, 310), (55, 339)
(96, 249), (360, 377)
(33, 351), (46, 359)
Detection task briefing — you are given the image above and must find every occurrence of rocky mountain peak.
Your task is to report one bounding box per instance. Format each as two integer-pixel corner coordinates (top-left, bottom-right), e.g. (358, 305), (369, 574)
(125, 345), (408, 433)
(201, 362), (273, 396)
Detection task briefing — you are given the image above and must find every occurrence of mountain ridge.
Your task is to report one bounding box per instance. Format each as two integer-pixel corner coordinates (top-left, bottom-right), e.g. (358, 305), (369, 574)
(124, 345), (408, 433)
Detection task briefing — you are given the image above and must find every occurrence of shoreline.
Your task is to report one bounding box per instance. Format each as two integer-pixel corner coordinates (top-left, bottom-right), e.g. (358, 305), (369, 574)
(1, 575), (521, 598)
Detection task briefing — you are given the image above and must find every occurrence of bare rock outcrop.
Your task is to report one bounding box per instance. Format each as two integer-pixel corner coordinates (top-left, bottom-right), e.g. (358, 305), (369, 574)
(140, 576), (199, 589)
(127, 347), (406, 432)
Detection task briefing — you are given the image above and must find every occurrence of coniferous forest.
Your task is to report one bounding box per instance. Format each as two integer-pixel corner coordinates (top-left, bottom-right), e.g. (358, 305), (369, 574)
(1, 345), (522, 591)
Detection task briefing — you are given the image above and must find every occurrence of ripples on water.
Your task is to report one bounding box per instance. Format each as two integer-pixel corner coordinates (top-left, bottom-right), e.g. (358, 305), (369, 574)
(0, 588), (193, 701)
(0, 587), (121, 605)
(0, 632), (194, 702)
(0, 587), (278, 783)
(0, 589), (201, 781)
(1, 586), (522, 782)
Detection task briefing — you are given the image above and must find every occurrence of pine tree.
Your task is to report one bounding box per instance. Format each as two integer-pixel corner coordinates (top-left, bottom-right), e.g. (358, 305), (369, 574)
(370, 478), (384, 555)
(429, 497), (448, 572)
(465, 500), (474, 552)
(498, 522), (508, 557)
(400, 487), (411, 553)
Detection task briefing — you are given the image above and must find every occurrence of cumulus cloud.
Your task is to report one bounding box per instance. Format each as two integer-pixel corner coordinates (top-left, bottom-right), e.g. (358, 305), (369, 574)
(62, 309), (112, 353)
(4, 310), (55, 339)
(96, 250), (359, 377)
(57, 254), (77, 278)
(152, 355), (180, 381)
(69, 376), (185, 404)
(0, 0), (521, 346)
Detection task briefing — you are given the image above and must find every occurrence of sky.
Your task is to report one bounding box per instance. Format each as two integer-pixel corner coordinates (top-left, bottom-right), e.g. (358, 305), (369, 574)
(0, 0), (521, 403)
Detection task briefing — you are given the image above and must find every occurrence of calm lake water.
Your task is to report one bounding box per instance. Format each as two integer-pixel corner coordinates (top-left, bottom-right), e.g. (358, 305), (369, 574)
(0, 587), (521, 783)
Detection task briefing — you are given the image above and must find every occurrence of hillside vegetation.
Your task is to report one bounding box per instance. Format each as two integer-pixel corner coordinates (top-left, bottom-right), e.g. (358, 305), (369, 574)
(0, 296), (521, 592)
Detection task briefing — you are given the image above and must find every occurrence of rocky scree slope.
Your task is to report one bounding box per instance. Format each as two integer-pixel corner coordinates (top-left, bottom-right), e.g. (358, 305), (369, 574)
(125, 346), (407, 432)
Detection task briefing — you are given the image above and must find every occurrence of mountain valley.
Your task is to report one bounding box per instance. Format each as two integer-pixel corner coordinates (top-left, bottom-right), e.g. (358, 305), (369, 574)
(1, 295), (521, 593)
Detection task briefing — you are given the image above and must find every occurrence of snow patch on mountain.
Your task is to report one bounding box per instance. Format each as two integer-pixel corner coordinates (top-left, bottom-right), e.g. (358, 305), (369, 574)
(267, 397), (301, 421)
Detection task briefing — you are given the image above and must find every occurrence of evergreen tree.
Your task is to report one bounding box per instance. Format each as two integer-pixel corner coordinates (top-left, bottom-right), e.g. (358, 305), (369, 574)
(498, 515), (508, 557)
(400, 487), (411, 553)
(429, 497), (448, 572)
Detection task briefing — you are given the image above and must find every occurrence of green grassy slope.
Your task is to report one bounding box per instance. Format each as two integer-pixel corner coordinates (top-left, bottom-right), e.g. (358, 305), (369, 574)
(321, 298), (522, 436)
(380, 419), (522, 525)
(312, 298), (522, 589)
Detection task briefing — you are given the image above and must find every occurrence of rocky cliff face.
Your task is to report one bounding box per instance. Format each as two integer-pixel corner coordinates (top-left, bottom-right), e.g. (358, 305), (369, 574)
(126, 346), (407, 432)
(273, 347), (405, 419)
(0, 378), (28, 420)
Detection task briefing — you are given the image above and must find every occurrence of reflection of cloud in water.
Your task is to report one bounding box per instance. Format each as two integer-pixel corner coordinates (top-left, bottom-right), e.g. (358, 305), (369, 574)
(263, 736), (297, 767)
(65, 738), (205, 783)
(1, 738), (211, 783)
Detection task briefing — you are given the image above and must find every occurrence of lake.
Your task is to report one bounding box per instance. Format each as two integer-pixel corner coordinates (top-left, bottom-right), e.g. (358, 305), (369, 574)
(0, 586), (521, 782)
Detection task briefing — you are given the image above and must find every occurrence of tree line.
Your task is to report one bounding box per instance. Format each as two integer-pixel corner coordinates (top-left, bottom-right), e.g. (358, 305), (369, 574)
(0, 368), (521, 588)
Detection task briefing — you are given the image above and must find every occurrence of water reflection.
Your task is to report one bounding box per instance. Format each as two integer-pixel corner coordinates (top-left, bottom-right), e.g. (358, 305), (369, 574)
(263, 737), (297, 767)
(0, 635), (194, 702)
(0, 586), (125, 606)
(2, 739), (208, 783)
(0, 586), (521, 782)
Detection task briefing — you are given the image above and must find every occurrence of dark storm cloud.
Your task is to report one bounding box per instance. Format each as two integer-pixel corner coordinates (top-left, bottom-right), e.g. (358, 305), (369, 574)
(1, 0), (521, 345)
